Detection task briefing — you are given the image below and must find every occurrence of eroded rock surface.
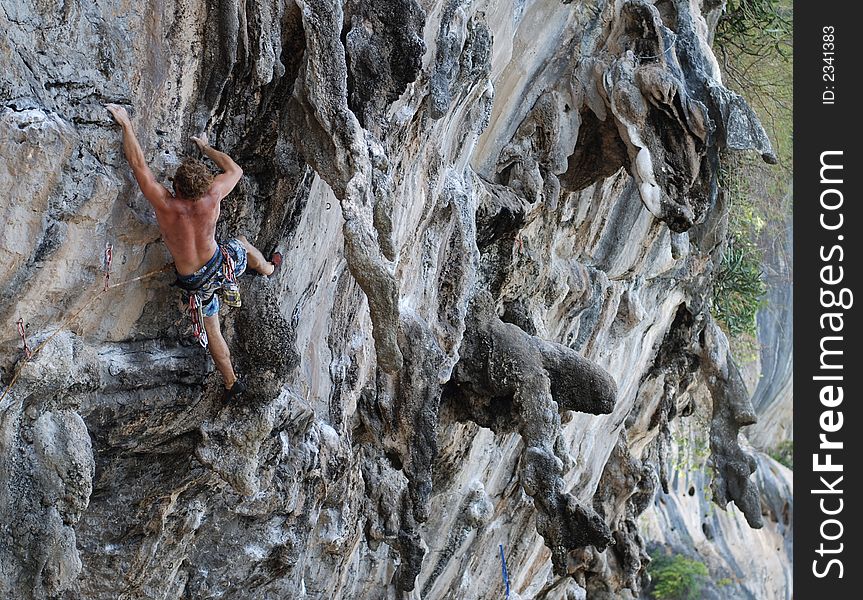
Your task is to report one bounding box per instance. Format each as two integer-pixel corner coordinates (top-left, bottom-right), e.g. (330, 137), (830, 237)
(1, 0), (788, 598)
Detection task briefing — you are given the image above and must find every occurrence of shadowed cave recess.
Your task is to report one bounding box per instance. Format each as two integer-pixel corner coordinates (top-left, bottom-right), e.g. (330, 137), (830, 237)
(0, 0), (791, 598)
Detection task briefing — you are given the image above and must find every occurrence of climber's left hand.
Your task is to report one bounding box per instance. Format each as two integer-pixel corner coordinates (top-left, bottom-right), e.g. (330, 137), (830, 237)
(105, 104), (131, 128)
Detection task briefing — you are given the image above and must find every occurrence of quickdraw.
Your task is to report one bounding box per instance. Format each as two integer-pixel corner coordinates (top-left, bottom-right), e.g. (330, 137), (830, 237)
(1, 264), (171, 406)
(188, 294), (209, 348)
(219, 244), (241, 308)
(104, 243), (113, 291)
(220, 245), (236, 283)
(16, 318), (32, 359)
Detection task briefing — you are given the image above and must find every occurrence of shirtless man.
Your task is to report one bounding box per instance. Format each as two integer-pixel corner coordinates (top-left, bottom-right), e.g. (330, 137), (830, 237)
(106, 104), (279, 399)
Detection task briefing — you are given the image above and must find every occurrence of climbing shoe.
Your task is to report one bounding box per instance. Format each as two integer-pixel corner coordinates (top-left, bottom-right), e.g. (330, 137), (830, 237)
(224, 378), (247, 401)
(269, 252), (283, 276)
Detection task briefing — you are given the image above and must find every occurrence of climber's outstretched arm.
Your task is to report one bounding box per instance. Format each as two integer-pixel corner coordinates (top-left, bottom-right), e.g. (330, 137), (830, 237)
(106, 104), (169, 210)
(191, 134), (243, 200)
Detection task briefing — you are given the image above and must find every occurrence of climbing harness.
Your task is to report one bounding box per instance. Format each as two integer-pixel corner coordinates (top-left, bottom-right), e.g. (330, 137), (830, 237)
(175, 242), (242, 345)
(16, 318), (32, 359)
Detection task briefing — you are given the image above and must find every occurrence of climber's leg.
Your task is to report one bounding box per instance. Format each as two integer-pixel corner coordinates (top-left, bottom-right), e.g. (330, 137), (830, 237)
(236, 235), (274, 276)
(203, 315), (236, 389)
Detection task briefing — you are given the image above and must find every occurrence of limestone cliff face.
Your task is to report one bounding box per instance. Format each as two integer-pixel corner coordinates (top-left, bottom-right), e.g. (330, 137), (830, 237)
(0, 1), (790, 599)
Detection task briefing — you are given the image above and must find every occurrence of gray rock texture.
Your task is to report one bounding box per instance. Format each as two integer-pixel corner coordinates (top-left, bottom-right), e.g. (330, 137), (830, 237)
(747, 217), (792, 450)
(1, 0), (789, 598)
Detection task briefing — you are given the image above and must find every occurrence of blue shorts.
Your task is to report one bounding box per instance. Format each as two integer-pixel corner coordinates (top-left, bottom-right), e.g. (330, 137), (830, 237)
(176, 239), (247, 317)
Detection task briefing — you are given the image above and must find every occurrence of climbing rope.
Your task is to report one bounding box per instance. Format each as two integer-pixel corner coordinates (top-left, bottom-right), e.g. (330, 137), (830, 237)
(0, 263), (172, 406)
(499, 544), (510, 598)
(633, 35), (678, 62)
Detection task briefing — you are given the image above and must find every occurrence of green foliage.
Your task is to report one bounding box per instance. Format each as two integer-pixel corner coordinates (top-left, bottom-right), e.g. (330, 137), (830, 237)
(648, 550), (710, 600)
(710, 2), (791, 354)
(667, 420), (715, 515)
(712, 0), (793, 243)
(671, 418), (711, 476)
(715, 0), (793, 159)
(769, 439), (793, 469)
(712, 155), (768, 339)
(729, 331), (760, 364)
(711, 235), (766, 337)
(715, 0), (792, 60)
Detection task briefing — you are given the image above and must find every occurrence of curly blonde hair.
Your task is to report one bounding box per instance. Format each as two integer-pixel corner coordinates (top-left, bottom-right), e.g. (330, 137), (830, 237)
(173, 158), (213, 200)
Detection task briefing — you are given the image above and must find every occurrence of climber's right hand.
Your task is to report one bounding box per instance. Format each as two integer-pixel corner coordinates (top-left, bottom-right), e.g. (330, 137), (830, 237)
(191, 133), (209, 151)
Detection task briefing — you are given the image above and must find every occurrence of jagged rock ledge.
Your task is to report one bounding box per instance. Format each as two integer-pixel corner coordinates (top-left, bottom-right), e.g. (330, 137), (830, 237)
(0, 0), (787, 598)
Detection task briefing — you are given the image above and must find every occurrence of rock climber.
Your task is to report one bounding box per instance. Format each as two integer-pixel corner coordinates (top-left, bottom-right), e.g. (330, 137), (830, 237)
(106, 104), (280, 400)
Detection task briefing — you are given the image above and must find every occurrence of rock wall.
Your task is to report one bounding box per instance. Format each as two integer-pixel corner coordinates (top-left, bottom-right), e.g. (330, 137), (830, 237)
(635, 191), (793, 600)
(747, 217), (793, 451)
(0, 0), (789, 598)
(640, 423), (793, 600)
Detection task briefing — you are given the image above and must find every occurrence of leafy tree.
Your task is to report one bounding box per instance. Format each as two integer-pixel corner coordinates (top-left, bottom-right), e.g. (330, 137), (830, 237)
(648, 550), (710, 600)
(711, 0), (792, 360)
(711, 236), (766, 337)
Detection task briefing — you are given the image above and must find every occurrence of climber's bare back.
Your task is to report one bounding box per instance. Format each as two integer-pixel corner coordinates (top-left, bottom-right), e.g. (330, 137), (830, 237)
(104, 104), (244, 276)
(152, 188), (222, 276)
